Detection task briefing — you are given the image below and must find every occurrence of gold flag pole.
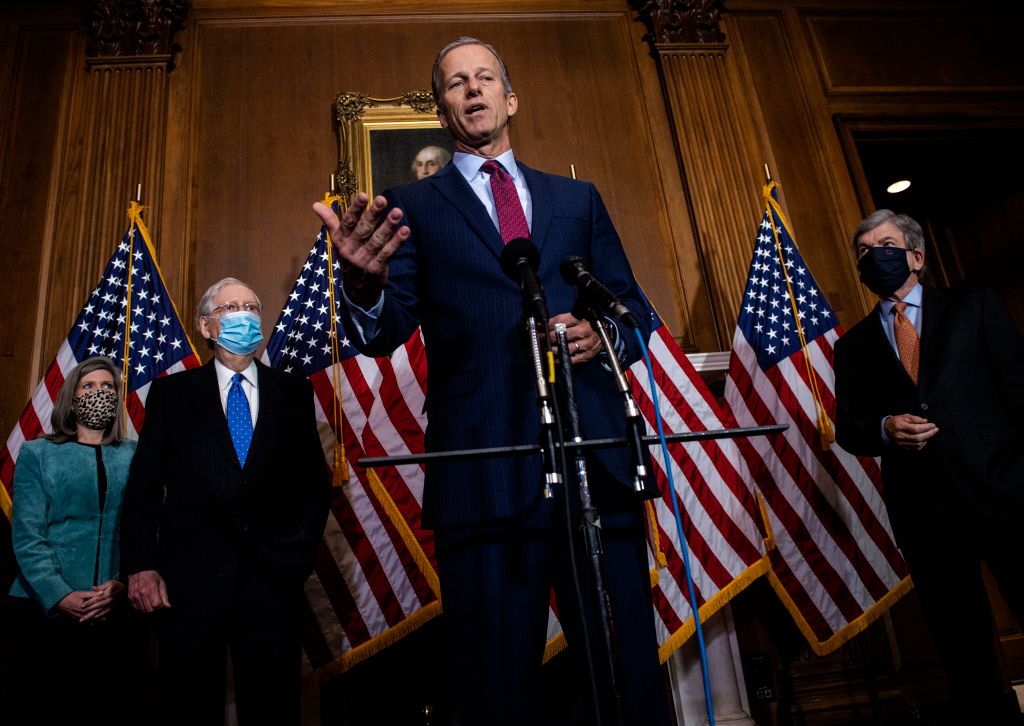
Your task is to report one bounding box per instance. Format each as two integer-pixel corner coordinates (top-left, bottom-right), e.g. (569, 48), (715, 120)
(323, 175), (349, 485)
(120, 185), (143, 433)
(761, 171), (835, 448)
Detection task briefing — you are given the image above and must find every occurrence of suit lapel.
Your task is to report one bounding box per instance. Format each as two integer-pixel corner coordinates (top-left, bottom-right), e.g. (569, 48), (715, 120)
(517, 162), (553, 253)
(244, 361), (278, 471)
(188, 361), (239, 466)
(428, 164), (505, 259)
(919, 285), (947, 383)
(866, 303), (909, 379)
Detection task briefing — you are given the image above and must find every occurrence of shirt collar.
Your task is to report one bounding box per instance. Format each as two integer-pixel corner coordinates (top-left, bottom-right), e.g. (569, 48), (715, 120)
(880, 281), (923, 316)
(453, 149), (520, 184)
(214, 358), (258, 391)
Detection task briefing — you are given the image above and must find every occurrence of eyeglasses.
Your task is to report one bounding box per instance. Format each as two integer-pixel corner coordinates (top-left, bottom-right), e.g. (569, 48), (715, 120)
(210, 302), (262, 315)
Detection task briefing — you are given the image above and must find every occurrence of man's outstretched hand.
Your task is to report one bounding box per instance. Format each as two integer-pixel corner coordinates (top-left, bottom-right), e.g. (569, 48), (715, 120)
(313, 193), (410, 308)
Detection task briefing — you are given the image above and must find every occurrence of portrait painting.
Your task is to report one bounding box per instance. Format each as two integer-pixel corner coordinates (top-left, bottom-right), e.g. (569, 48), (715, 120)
(335, 92), (451, 200)
(368, 126), (452, 195)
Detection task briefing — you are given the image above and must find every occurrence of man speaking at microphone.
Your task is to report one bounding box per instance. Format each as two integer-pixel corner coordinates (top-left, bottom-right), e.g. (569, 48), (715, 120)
(314, 37), (672, 724)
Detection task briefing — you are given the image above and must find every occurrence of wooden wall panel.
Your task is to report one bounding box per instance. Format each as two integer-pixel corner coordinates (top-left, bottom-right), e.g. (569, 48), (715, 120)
(0, 24), (75, 430)
(728, 10), (874, 329)
(40, 62), (172, 372)
(169, 12), (710, 354)
(653, 41), (773, 346)
(804, 12), (1024, 94)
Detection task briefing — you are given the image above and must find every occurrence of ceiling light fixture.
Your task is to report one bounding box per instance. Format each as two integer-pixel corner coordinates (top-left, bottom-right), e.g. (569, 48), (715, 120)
(886, 179), (911, 194)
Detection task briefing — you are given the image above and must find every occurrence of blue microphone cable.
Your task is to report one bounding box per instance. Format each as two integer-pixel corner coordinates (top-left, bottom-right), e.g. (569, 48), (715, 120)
(634, 327), (716, 726)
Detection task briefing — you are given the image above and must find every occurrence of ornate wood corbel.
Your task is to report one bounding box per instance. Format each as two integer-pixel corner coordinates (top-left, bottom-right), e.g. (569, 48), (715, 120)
(631, 0), (727, 45)
(85, 0), (189, 70)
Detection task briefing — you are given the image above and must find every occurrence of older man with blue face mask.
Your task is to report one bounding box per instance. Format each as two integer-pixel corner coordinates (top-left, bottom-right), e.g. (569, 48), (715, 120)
(120, 277), (330, 725)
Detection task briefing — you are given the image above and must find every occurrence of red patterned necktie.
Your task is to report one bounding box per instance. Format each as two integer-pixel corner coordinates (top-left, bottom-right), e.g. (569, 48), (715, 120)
(481, 159), (530, 243)
(893, 301), (920, 384)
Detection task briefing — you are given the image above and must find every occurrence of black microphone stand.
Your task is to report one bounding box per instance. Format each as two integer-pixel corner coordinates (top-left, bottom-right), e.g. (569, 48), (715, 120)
(360, 248), (791, 725)
(525, 311), (560, 499)
(501, 240), (608, 722)
(553, 321), (625, 726)
(587, 311), (650, 494)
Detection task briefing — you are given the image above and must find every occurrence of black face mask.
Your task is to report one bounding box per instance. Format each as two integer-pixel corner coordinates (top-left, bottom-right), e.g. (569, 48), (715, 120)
(858, 246), (913, 297)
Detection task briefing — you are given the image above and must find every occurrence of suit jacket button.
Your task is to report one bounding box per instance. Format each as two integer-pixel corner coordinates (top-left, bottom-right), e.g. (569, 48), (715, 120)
(920, 403), (929, 412)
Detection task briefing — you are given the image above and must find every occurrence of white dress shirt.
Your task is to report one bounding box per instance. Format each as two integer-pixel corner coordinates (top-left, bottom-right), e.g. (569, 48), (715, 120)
(214, 358), (259, 427)
(878, 282), (924, 360)
(453, 149), (533, 232)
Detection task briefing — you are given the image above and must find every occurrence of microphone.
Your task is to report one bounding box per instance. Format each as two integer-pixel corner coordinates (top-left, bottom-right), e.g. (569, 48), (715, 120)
(501, 238), (548, 321)
(560, 256), (639, 328)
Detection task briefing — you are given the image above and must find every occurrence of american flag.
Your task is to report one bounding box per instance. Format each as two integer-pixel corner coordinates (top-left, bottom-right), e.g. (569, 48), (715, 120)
(628, 313), (769, 658)
(262, 202), (439, 678)
(0, 203), (201, 517)
(265, 203), (774, 676)
(723, 181), (910, 652)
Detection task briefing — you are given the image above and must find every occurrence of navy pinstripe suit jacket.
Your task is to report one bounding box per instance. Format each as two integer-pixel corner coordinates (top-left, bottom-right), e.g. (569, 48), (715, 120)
(344, 161), (656, 529)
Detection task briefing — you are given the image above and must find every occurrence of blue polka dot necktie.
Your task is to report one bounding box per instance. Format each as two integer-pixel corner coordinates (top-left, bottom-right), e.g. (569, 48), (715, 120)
(227, 372), (253, 466)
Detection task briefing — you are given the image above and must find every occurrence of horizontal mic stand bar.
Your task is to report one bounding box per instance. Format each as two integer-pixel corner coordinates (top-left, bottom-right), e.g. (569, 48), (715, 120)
(356, 423), (788, 468)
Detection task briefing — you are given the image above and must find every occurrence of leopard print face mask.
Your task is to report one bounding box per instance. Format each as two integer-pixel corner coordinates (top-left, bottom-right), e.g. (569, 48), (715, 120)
(73, 388), (118, 431)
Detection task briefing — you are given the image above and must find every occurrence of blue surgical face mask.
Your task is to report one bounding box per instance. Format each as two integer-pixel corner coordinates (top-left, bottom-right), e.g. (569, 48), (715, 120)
(857, 246), (913, 297)
(214, 311), (263, 355)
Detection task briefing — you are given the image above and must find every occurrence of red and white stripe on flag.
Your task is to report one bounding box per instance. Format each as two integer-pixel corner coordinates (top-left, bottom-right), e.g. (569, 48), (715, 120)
(1, 205), (200, 518)
(262, 221), (443, 678)
(723, 182), (910, 653)
(628, 323), (769, 659)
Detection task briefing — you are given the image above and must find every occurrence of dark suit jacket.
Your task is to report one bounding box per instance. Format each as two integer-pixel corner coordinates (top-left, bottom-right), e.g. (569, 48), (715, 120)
(342, 161), (655, 529)
(835, 285), (1024, 529)
(120, 360), (330, 616)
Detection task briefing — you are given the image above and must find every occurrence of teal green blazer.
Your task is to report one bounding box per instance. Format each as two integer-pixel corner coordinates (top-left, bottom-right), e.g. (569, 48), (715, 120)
(9, 437), (136, 613)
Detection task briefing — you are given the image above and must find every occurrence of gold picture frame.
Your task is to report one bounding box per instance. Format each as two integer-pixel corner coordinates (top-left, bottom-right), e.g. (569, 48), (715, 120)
(333, 90), (451, 201)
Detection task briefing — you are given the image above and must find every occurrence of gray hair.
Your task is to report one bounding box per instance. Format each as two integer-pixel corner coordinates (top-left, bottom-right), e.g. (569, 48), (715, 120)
(195, 277), (261, 332)
(852, 209), (926, 256)
(431, 37), (513, 112)
(411, 145), (451, 173)
(45, 356), (124, 444)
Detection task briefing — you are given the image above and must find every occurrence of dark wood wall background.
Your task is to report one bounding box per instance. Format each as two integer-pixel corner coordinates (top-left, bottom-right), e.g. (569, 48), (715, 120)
(4, 0), (1020, 429)
(1, 0), (1021, 722)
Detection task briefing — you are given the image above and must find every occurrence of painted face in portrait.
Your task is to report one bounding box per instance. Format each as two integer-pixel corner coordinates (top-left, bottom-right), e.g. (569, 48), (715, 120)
(412, 146), (449, 179)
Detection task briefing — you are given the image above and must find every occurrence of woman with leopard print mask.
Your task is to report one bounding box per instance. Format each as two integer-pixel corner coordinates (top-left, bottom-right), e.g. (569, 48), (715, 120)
(4, 356), (147, 723)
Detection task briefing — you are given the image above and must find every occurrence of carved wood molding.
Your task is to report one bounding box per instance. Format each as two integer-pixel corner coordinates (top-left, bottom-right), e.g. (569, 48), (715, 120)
(655, 42), (729, 57)
(333, 90), (437, 200)
(85, 0), (189, 70)
(334, 90), (436, 123)
(631, 0), (726, 45)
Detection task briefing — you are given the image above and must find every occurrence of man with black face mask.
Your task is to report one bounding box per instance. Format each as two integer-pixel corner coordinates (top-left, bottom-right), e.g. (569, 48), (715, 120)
(834, 209), (1024, 725)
